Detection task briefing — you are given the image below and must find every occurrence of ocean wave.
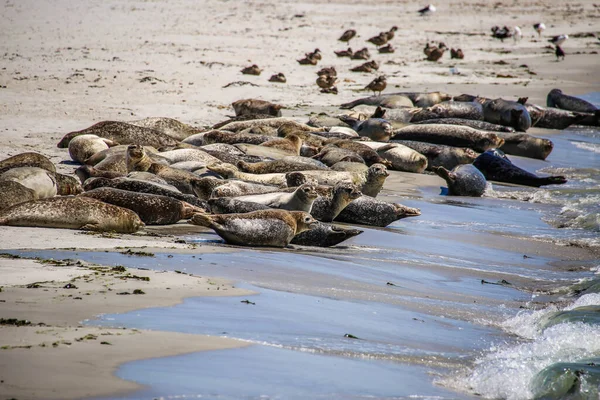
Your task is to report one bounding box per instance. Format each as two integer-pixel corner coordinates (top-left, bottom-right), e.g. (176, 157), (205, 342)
(572, 141), (600, 154)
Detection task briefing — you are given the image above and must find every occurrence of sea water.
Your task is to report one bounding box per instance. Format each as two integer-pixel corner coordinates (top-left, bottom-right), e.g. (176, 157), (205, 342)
(6, 95), (599, 400)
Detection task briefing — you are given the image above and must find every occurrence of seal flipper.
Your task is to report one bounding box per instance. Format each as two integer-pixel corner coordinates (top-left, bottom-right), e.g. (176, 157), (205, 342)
(371, 106), (386, 119)
(538, 176), (567, 186)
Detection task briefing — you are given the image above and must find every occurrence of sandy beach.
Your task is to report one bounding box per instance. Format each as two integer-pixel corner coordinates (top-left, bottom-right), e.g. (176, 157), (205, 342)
(1, 0), (600, 399)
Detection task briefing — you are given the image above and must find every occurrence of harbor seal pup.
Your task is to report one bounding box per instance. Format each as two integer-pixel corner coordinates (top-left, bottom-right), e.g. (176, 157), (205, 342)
(290, 223), (363, 247)
(128, 117), (203, 141)
(359, 163), (389, 197)
(546, 89), (598, 113)
(0, 152), (56, 175)
(391, 124), (503, 153)
(413, 118), (515, 132)
(410, 101), (485, 123)
(0, 181), (36, 211)
(0, 196), (144, 233)
(232, 99), (283, 117)
(473, 150), (567, 187)
(238, 158), (328, 174)
(233, 184), (318, 212)
(359, 142), (428, 173)
(432, 164), (487, 196)
(335, 196), (421, 227)
(82, 177), (206, 208)
(190, 209), (318, 248)
(0, 167), (57, 199)
(75, 165), (125, 184)
(68, 134), (119, 164)
(481, 98), (531, 132)
(80, 187), (203, 225)
(93, 153), (128, 174)
(310, 182), (362, 222)
(494, 132), (554, 160)
(338, 116), (393, 142)
(393, 140), (478, 171)
(57, 121), (180, 149)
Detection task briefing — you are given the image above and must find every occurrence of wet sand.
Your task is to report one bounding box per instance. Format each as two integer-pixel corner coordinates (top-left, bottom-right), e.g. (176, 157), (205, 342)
(1, 0), (600, 398)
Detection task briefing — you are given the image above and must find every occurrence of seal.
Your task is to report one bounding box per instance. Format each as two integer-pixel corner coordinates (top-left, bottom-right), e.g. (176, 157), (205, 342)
(82, 177), (207, 208)
(391, 124), (504, 153)
(359, 142), (428, 173)
(126, 171), (181, 191)
(527, 104), (597, 129)
(217, 117), (320, 134)
(0, 181), (36, 211)
(55, 173), (83, 195)
(359, 163), (389, 197)
(57, 121), (180, 149)
(237, 158), (328, 174)
(207, 162), (287, 186)
(190, 177), (226, 200)
(146, 163), (202, 194)
(207, 197), (269, 214)
(202, 130), (273, 146)
(546, 89), (598, 113)
(310, 182), (362, 222)
(290, 222), (363, 247)
(481, 98), (531, 132)
(75, 165), (125, 184)
(340, 94), (414, 109)
(260, 134), (302, 155)
(0, 152), (56, 175)
(128, 117), (203, 141)
(432, 164), (487, 196)
(0, 167), (57, 199)
(126, 144), (154, 172)
(326, 140), (392, 167)
(93, 153), (128, 173)
(68, 134), (119, 164)
(233, 184), (319, 212)
(158, 148), (220, 165)
(494, 132), (554, 160)
(393, 140), (478, 171)
(312, 145), (366, 167)
(410, 102), (485, 123)
(330, 161), (368, 173)
(190, 209), (318, 248)
(338, 116), (393, 142)
(79, 187), (203, 225)
(232, 99), (283, 117)
(413, 118), (515, 132)
(0, 196), (144, 233)
(335, 196), (421, 227)
(472, 150), (567, 187)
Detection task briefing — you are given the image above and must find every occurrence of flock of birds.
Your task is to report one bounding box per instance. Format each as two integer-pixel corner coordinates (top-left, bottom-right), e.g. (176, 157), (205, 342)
(491, 22), (569, 60)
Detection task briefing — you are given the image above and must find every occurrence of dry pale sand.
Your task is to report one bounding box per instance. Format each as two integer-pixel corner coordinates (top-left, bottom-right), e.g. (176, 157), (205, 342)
(1, 0), (599, 398)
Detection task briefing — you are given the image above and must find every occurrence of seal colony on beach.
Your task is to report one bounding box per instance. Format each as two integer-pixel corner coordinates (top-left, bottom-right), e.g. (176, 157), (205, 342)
(1, 85), (587, 248)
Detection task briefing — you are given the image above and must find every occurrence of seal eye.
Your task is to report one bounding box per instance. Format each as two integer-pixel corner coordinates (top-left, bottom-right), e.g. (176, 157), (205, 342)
(304, 217), (312, 223)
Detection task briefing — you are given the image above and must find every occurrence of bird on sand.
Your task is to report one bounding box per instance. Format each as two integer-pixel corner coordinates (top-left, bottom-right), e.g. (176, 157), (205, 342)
(365, 76), (387, 96)
(555, 45), (565, 61)
(378, 44), (395, 54)
(425, 43), (447, 61)
(450, 48), (464, 59)
(367, 32), (388, 47)
(549, 34), (568, 47)
(268, 73), (286, 83)
(533, 23), (546, 37)
(339, 29), (357, 45)
(351, 47), (371, 60)
(418, 4), (436, 16)
(335, 48), (353, 57)
(350, 60), (379, 73)
(241, 64), (262, 75)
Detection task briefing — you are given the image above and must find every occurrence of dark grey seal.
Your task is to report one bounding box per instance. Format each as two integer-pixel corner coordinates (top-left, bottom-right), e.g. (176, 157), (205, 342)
(432, 164), (487, 197)
(410, 102), (484, 122)
(472, 150), (567, 187)
(335, 196), (421, 227)
(391, 124), (503, 152)
(547, 89), (598, 113)
(495, 132), (554, 160)
(481, 98), (531, 132)
(291, 223), (363, 247)
(310, 182), (362, 222)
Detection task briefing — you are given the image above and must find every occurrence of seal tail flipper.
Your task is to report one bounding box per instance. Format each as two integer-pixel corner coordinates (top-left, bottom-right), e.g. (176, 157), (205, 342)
(371, 106), (386, 119)
(394, 204), (421, 219)
(539, 176), (568, 186)
(181, 202), (207, 219)
(338, 115), (360, 129)
(190, 212), (214, 227)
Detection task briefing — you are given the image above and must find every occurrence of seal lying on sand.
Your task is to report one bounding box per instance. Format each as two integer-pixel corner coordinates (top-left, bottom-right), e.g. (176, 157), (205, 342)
(75, 165), (125, 183)
(410, 102), (485, 123)
(359, 142), (428, 173)
(0, 167), (57, 199)
(335, 196), (421, 227)
(413, 118), (515, 132)
(338, 116), (393, 141)
(128, 117), (203, 141)
(190, 209), (318, 248)
(233, 184), (318, 212)
(0, 196), (144, 233)
(0, 152), (56, 175)
(432, 164), (487, 197)
(237, 158), (329, 174)
(473, 150), (567, 187)
(394, 140), (478, 171)
(391, 124), (503, 153)
(0, 181), (36, 211)
(80, 187), (202, 225)
(68, 134), (119, 164)
(291, 222), (363, 247)
(232, 99), (283, 117)
(57, 121), (179, 149)
(310, 182), (361, 222)
(312, 146), (366, 167)
(546, 89), (598, 113)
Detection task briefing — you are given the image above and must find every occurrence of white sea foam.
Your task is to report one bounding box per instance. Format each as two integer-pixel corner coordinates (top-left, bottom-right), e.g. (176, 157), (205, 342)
(573, 141), (600, 154)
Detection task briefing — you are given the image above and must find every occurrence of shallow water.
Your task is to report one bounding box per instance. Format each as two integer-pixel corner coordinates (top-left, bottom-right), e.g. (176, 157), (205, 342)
(7, 94), (600, 400)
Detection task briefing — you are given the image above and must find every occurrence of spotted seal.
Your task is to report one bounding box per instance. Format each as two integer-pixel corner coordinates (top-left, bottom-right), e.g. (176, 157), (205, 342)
(359, 142), (428, 173)
(146, 163), (203, 194)
(546, 89), (598, 113)
(310, 182), (362, 222)
(68, 134), (119, 164)
(391, 124), (503, 153)
(126, 144), (154, 172)
(55, 173), (83, 195)
(312, 145), (366, 167)
(75, 166), (125, 184)
(233, 184), (318, 212)
(290, 223), (363, 247)
(393, 140), (478, 171)
(0, 196), (144, 233)
(432, 164), (487, 196)
(209, 180), (282, 198)
(57, 121), (180, 149)
(128, 117), (203, 141)
(82, 177), (206, 208)
(338, 116), (394, 142)
(80, 187), (203, 225)
(207, 197), (269, 214)
(335, 196), (421, 227)
(410, 102), (485, 123)
(238, 157), (328, 175)
(260, 134), (303, 155)
(0, 181), (36, 211)
(340, 94), (414, 109)
(217, 118), (320, 134)
(202, 130), (273, 146)
(232, 99), (283, 117)
(472, 150), (567, 187)
(326, 140), (392, 167)
(190, 209), (318, 248)
(0, 167), (57, 199)
(524, 104), (592, 130)
(494, 132), (554, 160)
(0, 152), (56, 175)
(158, 148), (220, 165)
(207, 162), (287, 186)
(413, 117), (515, 132)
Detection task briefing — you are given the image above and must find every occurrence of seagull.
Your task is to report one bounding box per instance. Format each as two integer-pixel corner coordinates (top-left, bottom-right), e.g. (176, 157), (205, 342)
(418, 4), (436, 16)
(513, 26), (522, 42)
(555, 45), (565, 61)
(549, 34), (568, 47)
(533, 23), (546, 37)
